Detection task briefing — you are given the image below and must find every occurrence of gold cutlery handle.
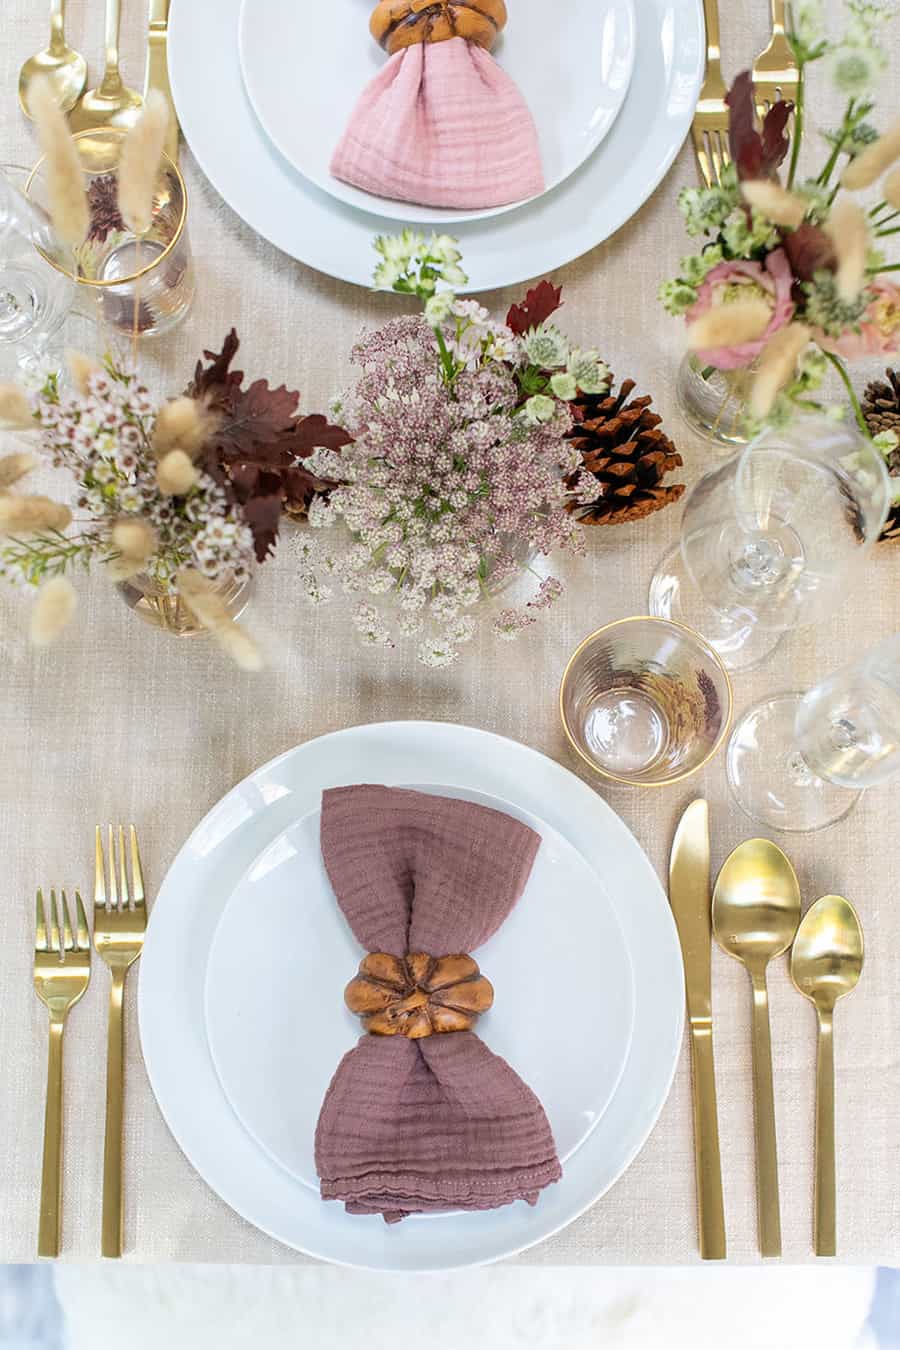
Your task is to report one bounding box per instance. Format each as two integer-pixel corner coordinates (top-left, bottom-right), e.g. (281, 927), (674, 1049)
(750, 971), (782, 1258)
(815, 1009), (836, 1256)
(38, 1014), (65, 1258)
(99, 0), (124, 94)
(688, 1019), (726, 1259)
(102, 968), (126, 1258)
(770, 0), (787, 36)
(701, 0), (722, 66)
(49, 0), (67, 56)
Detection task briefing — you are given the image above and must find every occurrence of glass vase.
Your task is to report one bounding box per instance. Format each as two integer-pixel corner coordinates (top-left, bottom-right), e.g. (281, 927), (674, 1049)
(116, 572), (251, 636)
(676, 353), (755, 450)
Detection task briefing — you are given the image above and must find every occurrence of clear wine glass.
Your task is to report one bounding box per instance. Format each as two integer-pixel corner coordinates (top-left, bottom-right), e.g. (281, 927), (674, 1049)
(728, 633), (900, 831)
(649, 415), (891, 672)
(0, 165), (75, 382)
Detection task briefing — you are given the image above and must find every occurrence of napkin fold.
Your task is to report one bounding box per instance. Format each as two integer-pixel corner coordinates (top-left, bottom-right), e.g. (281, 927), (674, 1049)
(314, 785), (561, 1222)
(330, 38), (544, 210)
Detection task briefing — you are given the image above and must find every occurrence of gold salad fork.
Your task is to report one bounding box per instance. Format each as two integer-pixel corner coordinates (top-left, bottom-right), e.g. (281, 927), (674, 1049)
(94, 825), (146, 1258)
(692, 0), (731, 188)
(752, 0), (799, 118)
(33, 888), (91, 1258)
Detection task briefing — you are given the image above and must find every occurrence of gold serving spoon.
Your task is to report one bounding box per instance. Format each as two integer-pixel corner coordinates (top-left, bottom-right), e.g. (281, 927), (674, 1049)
(69, 0), (143, 133)
(18, 0), (87, 118)
(713, 839), (801, 1258)
(790, 895), (864, 1257)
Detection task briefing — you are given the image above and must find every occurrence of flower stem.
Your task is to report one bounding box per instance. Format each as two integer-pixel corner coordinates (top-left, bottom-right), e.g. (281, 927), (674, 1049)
(434, 327), (457, 388)
(870, 262), (900, 272)
(788, 66), (806, 189)
(817, 99), (856, 188)
(824, 350), (867, 435)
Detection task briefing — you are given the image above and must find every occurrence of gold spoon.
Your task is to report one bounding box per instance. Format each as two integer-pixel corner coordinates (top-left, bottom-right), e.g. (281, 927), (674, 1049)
(713, 838), (801, 1258)
(69, 0), (143, 133)
(18, 0), (87, 118)
(790, 895), (864, 1257)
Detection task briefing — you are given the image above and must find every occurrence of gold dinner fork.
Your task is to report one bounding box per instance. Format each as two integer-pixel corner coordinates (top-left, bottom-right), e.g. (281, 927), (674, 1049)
(94, 825), (146, 1258)
(752, 1), (799, 119)
(33, 888), (91, 1258)
(692, 0), (731, 188)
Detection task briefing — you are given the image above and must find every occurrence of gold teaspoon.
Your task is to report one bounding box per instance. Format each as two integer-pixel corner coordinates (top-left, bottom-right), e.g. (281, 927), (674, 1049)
(69, 0), (143, 133)
(790, 895), (864, 1257)
(713, 838), (801, 1258)
(18, 0), (87, 118)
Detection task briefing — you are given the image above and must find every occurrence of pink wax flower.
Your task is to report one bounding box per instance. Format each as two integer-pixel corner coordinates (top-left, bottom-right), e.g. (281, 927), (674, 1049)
(686, 250), (795, 370)
(816, 280), (900, 360)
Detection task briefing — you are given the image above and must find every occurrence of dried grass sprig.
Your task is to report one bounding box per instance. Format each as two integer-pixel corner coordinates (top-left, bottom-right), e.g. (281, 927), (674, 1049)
(0, 452), (37, 488)
(741, 180), (807, 229)
(30, 576), (77, 647)
(107, 518), (158, 581)
(686, 298), (773, 351)
(827, 199), (869, 302)
(176, 567), (264, 671)
(750, 323), (811, 418)
(66, 351), (103, 396)
(30, 78), (89, 248)
(156, 449), (199, 495)
(842, 121), (900, 190)
(152, 396), (215, 458)
(0, 495), (72, 535)
(117, 90), (170, 235)
(0, 383), (34, 429)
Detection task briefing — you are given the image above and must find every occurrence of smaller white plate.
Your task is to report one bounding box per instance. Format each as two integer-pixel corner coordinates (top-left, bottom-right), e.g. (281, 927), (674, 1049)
(204, 785), (635, 1197)
(238, 0), (636, 225)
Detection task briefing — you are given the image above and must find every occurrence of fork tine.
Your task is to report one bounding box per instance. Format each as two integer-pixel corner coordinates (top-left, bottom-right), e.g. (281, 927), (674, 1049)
(695, 138), (712, 189)
(35, 888), (48, 951)
(75, 890), (90, 951)
(107, 824), (118, 909)
(130, 826), (145, 908)
(49, 889), (60, 954)
(61, 890), (74, 952)
(709, 132), (723, 188)
(95, 825), (106, 910)
(118, 824), (129, 908)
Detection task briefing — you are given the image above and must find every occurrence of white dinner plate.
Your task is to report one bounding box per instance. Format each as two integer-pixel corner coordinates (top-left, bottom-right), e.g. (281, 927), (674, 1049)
(237, 0), (636, 225)
(168, 0), (704, 290)
(204, 786), (635, 1191)
(139, 722), (684, 1270)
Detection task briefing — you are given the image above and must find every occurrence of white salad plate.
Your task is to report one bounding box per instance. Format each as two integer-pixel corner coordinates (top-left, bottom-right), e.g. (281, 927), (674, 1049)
(204, 786), (635, 1191)
(168, 0), (704, 290)
(237, 0), (636, 225)
(139, 722), (684, 1271)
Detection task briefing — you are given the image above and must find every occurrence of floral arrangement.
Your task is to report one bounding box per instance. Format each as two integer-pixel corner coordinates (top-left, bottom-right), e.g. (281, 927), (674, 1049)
(295, 233), (682, 668)
(659, 0), (900, 438)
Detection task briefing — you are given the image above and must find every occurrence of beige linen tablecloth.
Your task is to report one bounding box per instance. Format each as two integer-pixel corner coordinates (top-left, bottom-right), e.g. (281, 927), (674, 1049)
(1, 0), (898, 1266)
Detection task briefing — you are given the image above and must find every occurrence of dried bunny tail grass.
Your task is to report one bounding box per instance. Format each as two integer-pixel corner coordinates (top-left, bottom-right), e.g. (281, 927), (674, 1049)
(0, 383), (34, 429)
(157, 449), (199, 495)
(842, 121), (900, 190)
(884, 165), (900, 210)
(750, 323), (811, 419)
(741, 180), (808, 229)
(107, 518), (158, 580)
(686, 297), (773, 351)
(117, 90), (170, 235)
(176, 567), (264, 671)
(30, 78), (89, 248)
(828, 198), (869, 302)
(30, 576), (77, 648)
(152, 396), (215, 458)
(0, 495), (72, 535)
(66, 350), (102, 395)
(0, 452), (37, 488)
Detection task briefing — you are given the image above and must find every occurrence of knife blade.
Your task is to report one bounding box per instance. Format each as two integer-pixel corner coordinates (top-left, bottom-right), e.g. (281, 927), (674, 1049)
(669, 798), (726, 1260)
(144, 0), (180, 163)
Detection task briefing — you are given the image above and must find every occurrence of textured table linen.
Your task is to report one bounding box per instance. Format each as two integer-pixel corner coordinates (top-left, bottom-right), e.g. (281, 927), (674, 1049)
(0, 0), (898, 1265)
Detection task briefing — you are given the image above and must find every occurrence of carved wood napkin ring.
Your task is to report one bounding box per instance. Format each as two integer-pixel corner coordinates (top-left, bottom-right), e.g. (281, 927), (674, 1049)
(370, 0), (508, 55)
(345, 952), (494, 1038)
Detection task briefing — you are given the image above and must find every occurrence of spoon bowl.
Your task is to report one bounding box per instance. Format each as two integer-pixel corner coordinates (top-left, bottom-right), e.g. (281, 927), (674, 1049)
(18, 46), (87, 119)
(712, 838), (802, 969)
(790, 894), (864, 1012)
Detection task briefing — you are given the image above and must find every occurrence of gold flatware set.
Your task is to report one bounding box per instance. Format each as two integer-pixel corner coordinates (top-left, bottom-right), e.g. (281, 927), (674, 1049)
(670, 801), (864, 1260)
(31, 826), (146, 1258)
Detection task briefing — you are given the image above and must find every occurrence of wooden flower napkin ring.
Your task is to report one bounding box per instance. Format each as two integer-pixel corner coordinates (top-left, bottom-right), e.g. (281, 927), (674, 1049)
(345, 951), (494, 1038)
(370, 0), (508, 55)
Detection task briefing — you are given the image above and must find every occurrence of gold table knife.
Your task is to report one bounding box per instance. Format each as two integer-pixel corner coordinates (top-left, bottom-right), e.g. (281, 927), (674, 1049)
(144, 0), (179, 162)
(669, 799), (726, 1260)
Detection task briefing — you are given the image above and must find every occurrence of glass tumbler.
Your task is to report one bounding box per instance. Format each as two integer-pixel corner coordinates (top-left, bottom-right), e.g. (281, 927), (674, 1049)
(26, 128), (194, 338)
(559, 617), (733, 787)
(0, 164), (74, 381)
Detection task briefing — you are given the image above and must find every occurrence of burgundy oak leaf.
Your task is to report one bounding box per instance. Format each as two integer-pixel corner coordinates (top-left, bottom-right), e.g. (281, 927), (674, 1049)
(783, 222), (837, 281)
(241, 492), (284, 563)
(292, 414), (354, 453)
(506, 280), (563, 336)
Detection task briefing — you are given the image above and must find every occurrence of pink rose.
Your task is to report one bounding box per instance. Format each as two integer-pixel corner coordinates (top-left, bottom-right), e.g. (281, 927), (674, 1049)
(686, 250), (795, 370)
(816, 280), (900, 361)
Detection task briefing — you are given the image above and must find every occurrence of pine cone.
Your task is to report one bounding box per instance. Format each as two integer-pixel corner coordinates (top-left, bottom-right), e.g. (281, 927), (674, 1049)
(565, 378), (685, 526)
(86, 174), (125, 244)
(862, 368), (900, 543)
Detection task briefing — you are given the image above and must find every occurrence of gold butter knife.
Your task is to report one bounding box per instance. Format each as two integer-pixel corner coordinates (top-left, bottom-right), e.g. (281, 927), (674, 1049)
(144, 0), (179, 162)
(669, 799), (726, 1260)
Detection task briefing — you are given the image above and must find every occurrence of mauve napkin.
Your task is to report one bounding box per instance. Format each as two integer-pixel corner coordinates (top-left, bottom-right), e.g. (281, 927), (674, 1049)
(314, 785), (562, 1222)
(330, 38), (544, 210)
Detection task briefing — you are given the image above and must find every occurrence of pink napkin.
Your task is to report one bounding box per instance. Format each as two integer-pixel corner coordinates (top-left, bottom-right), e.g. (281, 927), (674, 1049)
(330, 37), (544, 210)
(314, 785), (562, 1222)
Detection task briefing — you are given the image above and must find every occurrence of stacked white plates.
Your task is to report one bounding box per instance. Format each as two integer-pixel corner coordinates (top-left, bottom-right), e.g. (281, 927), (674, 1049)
(167, 0), (704, 289)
